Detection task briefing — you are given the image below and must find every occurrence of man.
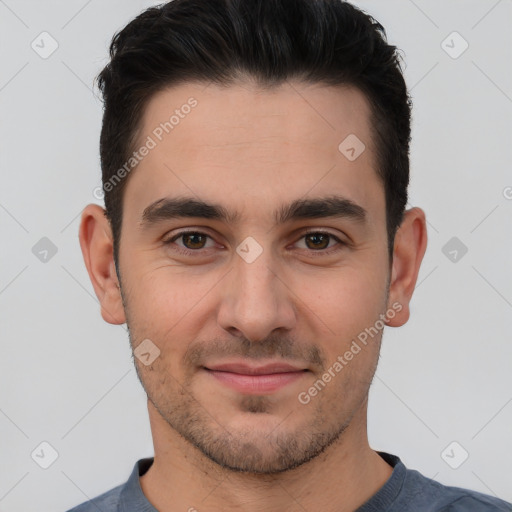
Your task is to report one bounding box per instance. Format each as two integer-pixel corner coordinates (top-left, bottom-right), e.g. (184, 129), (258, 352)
(70, 0), (511, 510)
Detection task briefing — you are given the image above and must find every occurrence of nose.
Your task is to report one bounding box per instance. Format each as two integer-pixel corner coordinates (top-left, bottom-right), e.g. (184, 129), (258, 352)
(217, 246), (297, 343)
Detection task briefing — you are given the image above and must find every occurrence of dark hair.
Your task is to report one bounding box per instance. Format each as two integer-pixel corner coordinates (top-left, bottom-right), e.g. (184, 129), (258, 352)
(96, 0), (411, 270)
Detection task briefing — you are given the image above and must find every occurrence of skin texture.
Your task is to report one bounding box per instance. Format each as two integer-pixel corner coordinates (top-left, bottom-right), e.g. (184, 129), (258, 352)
(79, 80), (427, 512)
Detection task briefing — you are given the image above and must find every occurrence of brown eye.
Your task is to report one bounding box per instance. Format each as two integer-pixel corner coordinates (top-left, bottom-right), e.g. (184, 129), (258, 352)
(304, 232), (331, 250)
(180, 232), (208, 249)
(295, 231), (344, 253)
(163, 231), (215, 256)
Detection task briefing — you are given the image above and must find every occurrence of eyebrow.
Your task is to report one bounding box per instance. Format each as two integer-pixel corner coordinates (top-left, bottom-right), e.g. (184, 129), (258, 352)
(140, 195), (368, 228)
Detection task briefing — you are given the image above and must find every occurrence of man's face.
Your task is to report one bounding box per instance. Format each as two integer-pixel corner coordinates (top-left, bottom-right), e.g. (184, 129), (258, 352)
(117, 81), (391, 473)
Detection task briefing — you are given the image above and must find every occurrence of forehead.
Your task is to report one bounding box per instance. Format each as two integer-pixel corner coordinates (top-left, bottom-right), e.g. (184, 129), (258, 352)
(123, 80), (384, 227)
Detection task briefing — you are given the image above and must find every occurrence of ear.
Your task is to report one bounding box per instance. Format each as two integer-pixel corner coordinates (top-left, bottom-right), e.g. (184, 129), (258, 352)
(386, 207), (428, 327)
(78, 204), (126, 325)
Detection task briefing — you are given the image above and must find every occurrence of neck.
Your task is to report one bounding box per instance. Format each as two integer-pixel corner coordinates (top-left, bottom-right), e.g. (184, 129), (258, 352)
(140, 400), (393, 512)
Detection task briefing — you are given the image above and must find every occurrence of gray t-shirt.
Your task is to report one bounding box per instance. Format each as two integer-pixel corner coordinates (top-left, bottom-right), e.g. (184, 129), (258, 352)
(67, 452), (512, 511)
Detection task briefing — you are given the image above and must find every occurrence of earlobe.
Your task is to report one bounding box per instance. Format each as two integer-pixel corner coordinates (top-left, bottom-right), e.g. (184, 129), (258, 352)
(386, 207), (428, 328)
(78, 204), (126, 325)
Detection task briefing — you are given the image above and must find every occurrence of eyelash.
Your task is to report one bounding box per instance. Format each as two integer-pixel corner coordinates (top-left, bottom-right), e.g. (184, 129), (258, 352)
(163, 229), (346, 257)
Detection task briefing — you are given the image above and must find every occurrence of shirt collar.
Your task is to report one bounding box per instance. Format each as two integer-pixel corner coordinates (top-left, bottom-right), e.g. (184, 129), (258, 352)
(117, 452), (405, 511)
(119, 457), (158, 512)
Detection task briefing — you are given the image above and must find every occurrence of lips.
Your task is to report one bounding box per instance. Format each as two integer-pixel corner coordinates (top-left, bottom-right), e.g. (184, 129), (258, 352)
(203, 361), (308, 394)
(205, 362), (307, 375)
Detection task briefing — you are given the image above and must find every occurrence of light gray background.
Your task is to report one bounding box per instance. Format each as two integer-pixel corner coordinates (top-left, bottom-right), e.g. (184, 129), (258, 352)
(1, 1), (511, 511)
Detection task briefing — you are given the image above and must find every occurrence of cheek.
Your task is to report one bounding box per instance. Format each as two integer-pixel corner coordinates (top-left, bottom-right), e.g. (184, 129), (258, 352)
(128, 260), (215, 321)
(309, 274), (385, 402)
(301, 265), (386, 340)
(124, 268), (220, 362)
